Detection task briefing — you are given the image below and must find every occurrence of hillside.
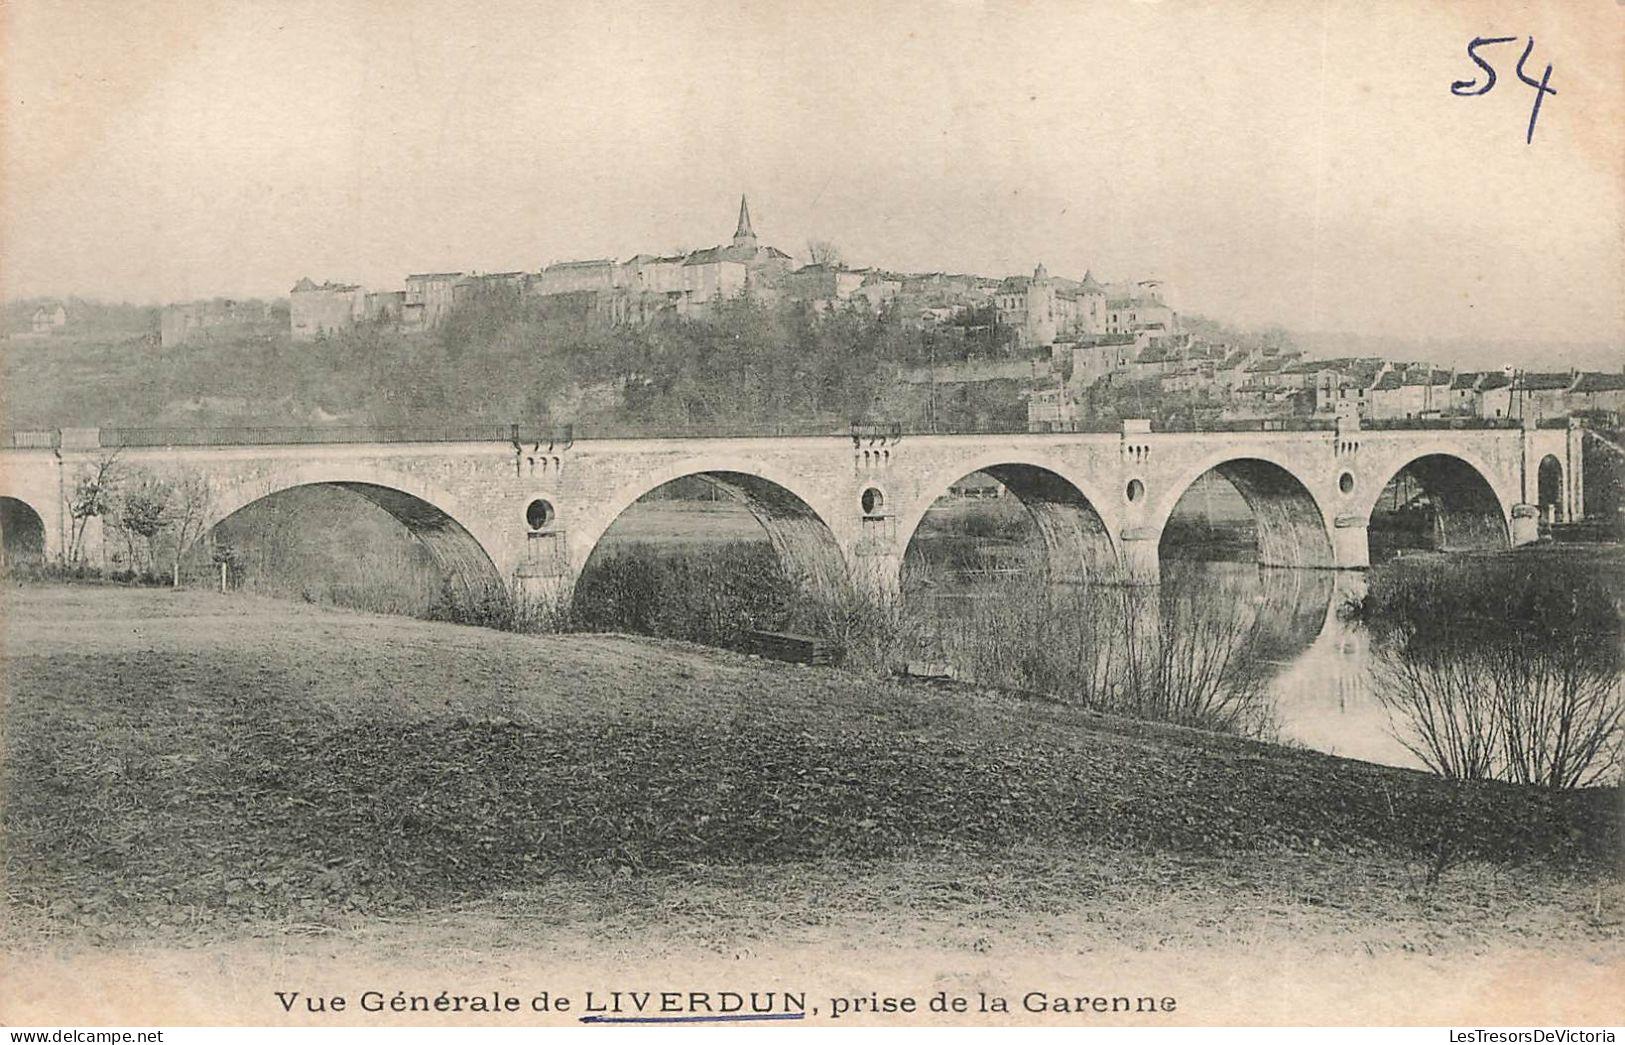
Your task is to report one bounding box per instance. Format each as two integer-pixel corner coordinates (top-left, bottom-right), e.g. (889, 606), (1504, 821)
(1, 295), (1004, 433)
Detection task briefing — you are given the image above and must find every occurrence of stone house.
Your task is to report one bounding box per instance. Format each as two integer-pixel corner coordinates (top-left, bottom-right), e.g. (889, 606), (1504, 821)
(1367, 365), (1452, 420)
(853, 272), (903, 309)
(786, 263), (866, 309)
(30, 303), (67, 333)
(993, 265), (1111, 348)
(163, 298), (278, 347)
(289, 279), (365, 341)
(364, 290), (407, 323)
(403, 272), (464, 330)
(1509, 371), (1578, 421)
(622, 254), (688, 297)
(536, 260), (619, 297)
(1443, 369), (1512, 418)
(1474, 372), (1516, 419)
(1067, 334), (1139, 388)
(1213, 349), (1256, 392)
(1567, 371), (1625, 415)
(453, 272), (529, 308)
(1105, 281), (1177, 336)
(1307, 358), (1386, 416)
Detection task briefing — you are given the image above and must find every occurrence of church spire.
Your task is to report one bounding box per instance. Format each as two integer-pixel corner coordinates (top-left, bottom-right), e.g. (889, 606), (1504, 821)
(732, 194), (757, 248)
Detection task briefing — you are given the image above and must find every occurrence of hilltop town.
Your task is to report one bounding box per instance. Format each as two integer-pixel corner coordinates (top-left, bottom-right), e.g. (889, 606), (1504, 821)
(6, 197), (1623, 434)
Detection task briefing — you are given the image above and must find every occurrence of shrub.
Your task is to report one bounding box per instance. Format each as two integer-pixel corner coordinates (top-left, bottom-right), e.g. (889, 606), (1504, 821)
(1355, 552), (1624, 788)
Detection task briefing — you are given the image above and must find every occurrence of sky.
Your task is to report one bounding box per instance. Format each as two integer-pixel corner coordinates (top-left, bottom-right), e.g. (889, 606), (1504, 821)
(3, 0), (1622, 356)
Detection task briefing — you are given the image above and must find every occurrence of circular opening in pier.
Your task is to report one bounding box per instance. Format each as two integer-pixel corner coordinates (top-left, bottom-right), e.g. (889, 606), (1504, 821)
(861, 486), (885, 516)
(1126, 479), (1145, 503)
(1339, 471), (1356, 495)
(525, 498), (555, 531)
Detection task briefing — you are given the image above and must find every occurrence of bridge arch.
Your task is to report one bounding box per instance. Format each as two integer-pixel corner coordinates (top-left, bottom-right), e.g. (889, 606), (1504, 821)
(897, 457), (1122, 584)
(1149, 452), (1337, 569)
(1362, 452), (1510, 553)
(1537, 454), (1565, 524)
(575, 459), (850, 599)
(0, 495), (47, 568)
(206, 462), (508, 617)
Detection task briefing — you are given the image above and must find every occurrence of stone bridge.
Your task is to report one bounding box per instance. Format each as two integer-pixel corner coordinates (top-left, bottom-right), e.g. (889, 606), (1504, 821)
(0, 420), (1586, 607)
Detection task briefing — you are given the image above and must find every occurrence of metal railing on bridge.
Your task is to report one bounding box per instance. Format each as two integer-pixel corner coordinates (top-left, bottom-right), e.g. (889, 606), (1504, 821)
(96, 424), (557, 448)
(5, 430), (61, 449)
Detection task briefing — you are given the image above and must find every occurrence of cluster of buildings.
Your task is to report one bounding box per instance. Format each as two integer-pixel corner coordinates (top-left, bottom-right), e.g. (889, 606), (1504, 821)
(1026, 335), (1625, 431)
(283, 198), (799, 342)
(270, 197), (1180, 347)
(147, 196), (1183, 351)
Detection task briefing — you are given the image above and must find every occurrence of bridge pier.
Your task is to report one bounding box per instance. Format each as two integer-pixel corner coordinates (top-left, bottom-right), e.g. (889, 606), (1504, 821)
(1510, 503), (1540, 547)
(512, 567), (574, 619)
(1118, 528), (1162, 586)
(1331, 515), (1371, 570)
(850, 547), (903, 599)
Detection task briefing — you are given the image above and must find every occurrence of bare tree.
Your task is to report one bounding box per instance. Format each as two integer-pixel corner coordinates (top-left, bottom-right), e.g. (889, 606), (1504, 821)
(1373, 631), (1624, 789)
(166, 472), (215, 585)
(66, 453), (121, 564)
(1490, 632), (1625, 789)
(1372, 647), (1503, 781)
(807, 239), (844, 267)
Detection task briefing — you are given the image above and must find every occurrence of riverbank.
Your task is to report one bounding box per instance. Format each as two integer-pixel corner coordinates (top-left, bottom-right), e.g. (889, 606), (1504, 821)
(5, 583), (1618, 956)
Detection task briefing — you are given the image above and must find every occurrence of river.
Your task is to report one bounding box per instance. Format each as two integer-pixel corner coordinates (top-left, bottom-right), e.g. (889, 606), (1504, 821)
(905, 562), (1414, 768)
(573, 487), (1625, 777)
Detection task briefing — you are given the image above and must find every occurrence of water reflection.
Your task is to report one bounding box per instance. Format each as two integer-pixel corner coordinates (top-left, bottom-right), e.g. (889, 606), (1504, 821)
(904, 561), (1422, 770)
(1259, 571), (1421, 767)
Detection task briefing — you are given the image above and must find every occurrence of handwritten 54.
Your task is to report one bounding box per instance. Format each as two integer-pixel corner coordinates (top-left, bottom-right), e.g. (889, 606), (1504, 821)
(1451, 36), (1556, 145)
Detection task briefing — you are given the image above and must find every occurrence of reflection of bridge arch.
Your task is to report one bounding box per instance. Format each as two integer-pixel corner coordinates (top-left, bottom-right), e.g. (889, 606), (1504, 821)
(0, 495), (47, 567)
(1362, 452), (1510, 551)
(577, 460), (850, 599)
(897, 456), (1122, 584)
(209, 463), (507, 614)
(1149, 452), (1337, 569)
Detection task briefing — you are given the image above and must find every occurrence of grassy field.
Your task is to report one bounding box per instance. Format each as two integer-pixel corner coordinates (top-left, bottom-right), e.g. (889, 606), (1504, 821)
(597, 498), (769, 545)
(0, 581), (1618, 981)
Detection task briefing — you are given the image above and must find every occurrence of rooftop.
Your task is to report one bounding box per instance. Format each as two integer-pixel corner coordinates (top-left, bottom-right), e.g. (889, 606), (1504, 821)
(1572, 371), (1625, 393)
(291, 278), (361, 293)
(1401, 367), (1452, 387)
(1514, 371), (1576, 391)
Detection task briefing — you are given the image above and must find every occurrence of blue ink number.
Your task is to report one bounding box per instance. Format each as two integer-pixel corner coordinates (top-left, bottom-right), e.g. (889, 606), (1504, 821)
(1451, 35), (1556, 144)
